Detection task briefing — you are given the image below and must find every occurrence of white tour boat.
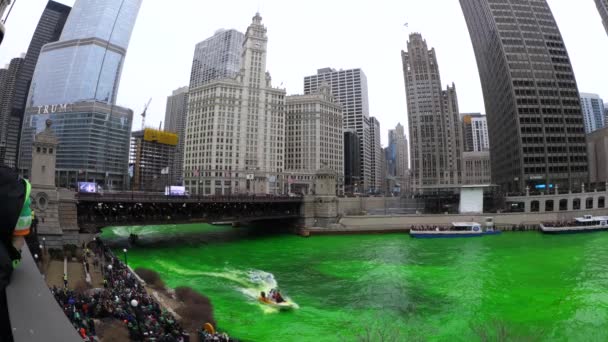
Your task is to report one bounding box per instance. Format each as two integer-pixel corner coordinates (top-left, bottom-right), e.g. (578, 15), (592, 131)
(540, 215), (608, 234)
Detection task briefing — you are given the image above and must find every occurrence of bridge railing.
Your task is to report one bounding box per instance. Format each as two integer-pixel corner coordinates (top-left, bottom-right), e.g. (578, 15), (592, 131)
(76, 192), (304, 203)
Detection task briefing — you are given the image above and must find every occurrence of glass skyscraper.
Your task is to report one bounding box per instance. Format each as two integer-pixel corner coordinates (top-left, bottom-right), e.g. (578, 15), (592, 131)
(19, 0), (141, 189)
(26, 0), (142, 107)
(0, 1), (71, 168)
(189, 29), (245, 89)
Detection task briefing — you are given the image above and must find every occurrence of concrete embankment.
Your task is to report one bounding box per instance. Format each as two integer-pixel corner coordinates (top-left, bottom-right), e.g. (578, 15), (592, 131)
(303, 207), (608, 235)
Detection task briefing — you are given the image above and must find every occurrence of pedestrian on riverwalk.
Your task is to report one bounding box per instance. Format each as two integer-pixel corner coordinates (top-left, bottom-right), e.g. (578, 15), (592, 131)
(64, 273), (68, 287)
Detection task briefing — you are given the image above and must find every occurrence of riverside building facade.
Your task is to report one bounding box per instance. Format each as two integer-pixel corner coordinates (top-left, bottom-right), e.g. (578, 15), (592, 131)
(18, 0), (141, 189)
(460, 0), (589, 192)
(285, 85), (343, 195)
(184, 13), (286, 196)
(130, 129), (178, 191)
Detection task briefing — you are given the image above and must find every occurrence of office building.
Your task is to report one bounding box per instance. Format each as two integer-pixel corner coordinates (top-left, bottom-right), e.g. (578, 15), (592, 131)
(344, 130), (361, 193)
(130, 129), (178, 191)
(587, 126), (608, 184)
(402, 33), (463, 193)
(26, 0), (141, 107)
(580, 93), (605, 134)
(386, 134), (397, 177)
(285, 85), (343, 195)
(190, 29), (245, 88)
(19, 0), (141, 188)
(461, 113), (490, 152)
(369, 116), (382, 193)
(304, 68), (371, 191)
(391, 123), (409, 182)
(0, 1), (71, 168)
(462, 151), (492, 185)
(596, 0), (608, 36)
(0, 57), (23, 166)
(20, 102), (132, 189)
(184, 13), (286, 196)
(164, 86), (189, 185)
(460, 0), (589, 192)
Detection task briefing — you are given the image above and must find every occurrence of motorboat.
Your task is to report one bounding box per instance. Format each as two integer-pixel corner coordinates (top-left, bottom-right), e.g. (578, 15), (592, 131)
(483, 217), (501, 235)
(258, 297), (297, 311)
(540, 215), (608, 234)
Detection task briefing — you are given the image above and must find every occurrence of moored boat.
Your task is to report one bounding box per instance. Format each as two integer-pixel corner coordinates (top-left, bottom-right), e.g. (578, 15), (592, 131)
(483, 217), (501, 235)
(540, 215), (608, 234)
(410, 222), (485, 238)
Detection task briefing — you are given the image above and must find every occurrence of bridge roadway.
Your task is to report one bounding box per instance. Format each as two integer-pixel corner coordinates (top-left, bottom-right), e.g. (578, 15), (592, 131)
(76, 193), (304, 230)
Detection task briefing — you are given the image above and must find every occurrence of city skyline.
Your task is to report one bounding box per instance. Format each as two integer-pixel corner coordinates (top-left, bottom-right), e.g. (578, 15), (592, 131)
(2, 0), (608, 147)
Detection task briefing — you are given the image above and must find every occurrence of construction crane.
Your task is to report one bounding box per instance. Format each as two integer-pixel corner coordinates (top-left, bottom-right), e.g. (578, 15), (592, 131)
(140, 98), (152, 130)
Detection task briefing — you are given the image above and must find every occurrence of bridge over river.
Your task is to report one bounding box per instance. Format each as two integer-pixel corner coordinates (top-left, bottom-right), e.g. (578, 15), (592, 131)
(76, 192), (304, 231)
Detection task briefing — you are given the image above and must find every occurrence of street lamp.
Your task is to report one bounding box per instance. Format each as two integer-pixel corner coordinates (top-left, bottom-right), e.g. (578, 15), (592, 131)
(123, 248), (128, 266)
(42, 237), (46, 251)
(131, 299), (144, 338)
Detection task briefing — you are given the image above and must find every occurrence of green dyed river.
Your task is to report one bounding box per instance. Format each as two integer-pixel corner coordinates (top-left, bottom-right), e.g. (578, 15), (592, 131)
(102, 225), (608, 341)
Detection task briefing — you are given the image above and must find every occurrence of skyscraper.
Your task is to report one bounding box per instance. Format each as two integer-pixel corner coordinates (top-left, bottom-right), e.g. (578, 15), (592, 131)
(461, 113), (490, 152)
(595, 0), (608, 36)
(369, 116), (382, 193)
(130, 129), (178, 191)
(285, 85), (343, 194)
(304, 68), (371, 191)
(344, 130), (361, 193)
(580, 93), (606, 134)
(19, 0), (141, 189)
(402, 33), (463, 193)
(0, 1), (71, 168)
(164, 86), (189, 185)
(190, 29), (245, 89)
(0, 57), (23, 166)
(392, 123), (409, 183)
(184, 13), (286, 196)
(26, 0), (142, 107)
(460, 0), (588, 192)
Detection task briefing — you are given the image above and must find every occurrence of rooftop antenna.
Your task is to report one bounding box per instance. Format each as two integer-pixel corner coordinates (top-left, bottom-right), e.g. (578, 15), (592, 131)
(141, 98), (152, 130)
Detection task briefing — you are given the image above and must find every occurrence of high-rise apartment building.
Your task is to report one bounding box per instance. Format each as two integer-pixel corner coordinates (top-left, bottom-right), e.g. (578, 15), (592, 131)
(0, 1), (71, 168)
(402, 33), (463, 193)
(184, 13), (286, 196)
(369, 116), (382, 193)
(344, 130), (361, 193)
(26, 0), (142, 107)
(285, 85), (343, 195)
(595, 0), (608, 36)
(304, 68), (371, 191)
(130, 129), (178, 191)
(19, 0), (141, 189)
(460, 0), (589, 192)
(580, 93), (605, 134)
(164, 86), (189, 185)
(190, 29), (245, 89)
(0, 57), (23, 166)
(461, 113), (490, 152)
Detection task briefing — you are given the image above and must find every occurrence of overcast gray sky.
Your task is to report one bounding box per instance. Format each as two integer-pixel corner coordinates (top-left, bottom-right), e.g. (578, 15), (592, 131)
(1, 0), (607, 146)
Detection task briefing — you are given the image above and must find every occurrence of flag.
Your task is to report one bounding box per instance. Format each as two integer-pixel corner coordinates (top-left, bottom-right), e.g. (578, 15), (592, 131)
(161, 167), (169, 175)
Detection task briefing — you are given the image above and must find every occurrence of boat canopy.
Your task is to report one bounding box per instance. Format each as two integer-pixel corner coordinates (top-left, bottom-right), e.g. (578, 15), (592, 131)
(574, 216), (608, 223)
(452, 222), (481, 228)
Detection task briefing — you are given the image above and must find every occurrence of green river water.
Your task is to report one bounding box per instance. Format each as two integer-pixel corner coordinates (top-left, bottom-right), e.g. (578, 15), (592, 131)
(101, 224), (608, 341)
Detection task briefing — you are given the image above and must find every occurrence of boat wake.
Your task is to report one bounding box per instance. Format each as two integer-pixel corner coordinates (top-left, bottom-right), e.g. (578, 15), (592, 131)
(200, 269), (299, 313)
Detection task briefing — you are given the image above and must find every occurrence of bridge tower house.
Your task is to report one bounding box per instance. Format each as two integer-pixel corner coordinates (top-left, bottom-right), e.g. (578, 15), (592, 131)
(30, 120), (79, 248)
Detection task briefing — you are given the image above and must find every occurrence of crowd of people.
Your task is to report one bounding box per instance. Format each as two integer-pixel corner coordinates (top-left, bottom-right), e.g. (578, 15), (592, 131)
(409, 225), (453, 232)
(51, 240), (235, 341)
